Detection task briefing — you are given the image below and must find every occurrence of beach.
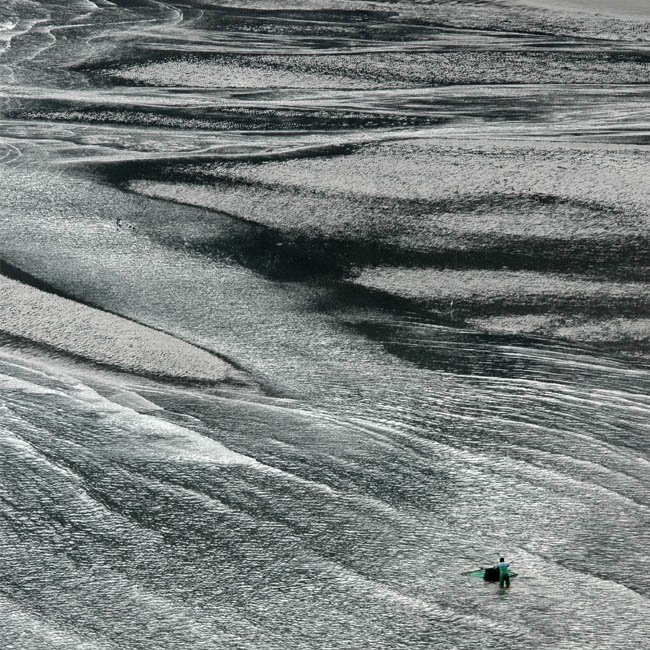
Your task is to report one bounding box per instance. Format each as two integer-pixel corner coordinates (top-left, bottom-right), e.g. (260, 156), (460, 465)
(501, 0), (650, 20)
(2, 1), (650, 648)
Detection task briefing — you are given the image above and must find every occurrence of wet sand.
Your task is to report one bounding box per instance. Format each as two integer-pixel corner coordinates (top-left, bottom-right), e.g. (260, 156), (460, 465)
(502, 0), (650, 20)
(3, 0), (649, 356)
(2, 2), (650, 649)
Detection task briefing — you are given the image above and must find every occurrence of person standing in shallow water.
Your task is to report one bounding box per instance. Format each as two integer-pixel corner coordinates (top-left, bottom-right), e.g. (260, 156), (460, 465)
(496, 557), (511, 588)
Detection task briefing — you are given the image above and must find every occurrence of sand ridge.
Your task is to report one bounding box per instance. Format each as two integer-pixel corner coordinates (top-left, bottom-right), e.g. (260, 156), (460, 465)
(498, 0), (650, 21)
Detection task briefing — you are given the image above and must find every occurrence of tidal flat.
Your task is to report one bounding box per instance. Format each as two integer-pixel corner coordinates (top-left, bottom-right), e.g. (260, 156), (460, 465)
(2, 1), (650, 649)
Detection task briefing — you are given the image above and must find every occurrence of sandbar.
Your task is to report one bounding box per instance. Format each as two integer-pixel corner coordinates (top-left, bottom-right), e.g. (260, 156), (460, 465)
(501, 0), (650, 20)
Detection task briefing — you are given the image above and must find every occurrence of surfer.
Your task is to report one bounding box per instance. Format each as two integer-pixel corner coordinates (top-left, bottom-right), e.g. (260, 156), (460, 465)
(495, 557), (511, 588)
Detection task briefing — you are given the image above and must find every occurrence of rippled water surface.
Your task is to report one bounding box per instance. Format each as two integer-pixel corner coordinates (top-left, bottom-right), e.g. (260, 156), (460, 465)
(2, 1), (650, 648)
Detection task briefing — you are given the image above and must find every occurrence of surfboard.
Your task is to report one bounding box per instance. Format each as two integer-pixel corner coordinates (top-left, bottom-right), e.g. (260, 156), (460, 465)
(462, 568), (517, 581)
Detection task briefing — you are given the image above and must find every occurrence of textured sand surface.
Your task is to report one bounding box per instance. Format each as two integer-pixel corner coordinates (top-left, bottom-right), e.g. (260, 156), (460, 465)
(0, 275), (233, 382)
(501, 0), (650, 20)
(3, 2), (650, 650)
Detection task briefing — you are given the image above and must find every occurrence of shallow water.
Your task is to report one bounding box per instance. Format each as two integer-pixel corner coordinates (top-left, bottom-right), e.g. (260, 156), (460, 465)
(2, 1), (650, 648)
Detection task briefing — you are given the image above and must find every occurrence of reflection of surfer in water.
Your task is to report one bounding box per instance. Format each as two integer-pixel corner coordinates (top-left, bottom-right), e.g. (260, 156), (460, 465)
(495, 557), (511, 588)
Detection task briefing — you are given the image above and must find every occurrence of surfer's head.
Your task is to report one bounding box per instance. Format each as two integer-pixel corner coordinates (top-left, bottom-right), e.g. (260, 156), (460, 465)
(499, 557), (505, 562)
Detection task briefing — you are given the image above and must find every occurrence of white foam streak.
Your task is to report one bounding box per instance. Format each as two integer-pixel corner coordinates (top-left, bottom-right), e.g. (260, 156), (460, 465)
(0, 356), (254, 467)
